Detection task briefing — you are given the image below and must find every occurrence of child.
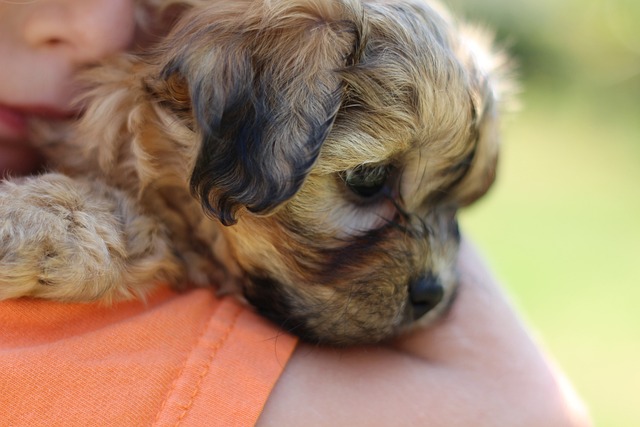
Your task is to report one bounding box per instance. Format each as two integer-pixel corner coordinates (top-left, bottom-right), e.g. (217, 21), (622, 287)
(0, 0), (136, 176)
(0, 1), (590, 425)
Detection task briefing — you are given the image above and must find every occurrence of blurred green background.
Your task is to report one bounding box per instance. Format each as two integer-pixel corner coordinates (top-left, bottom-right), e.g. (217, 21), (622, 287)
(446, 0), (640, 425)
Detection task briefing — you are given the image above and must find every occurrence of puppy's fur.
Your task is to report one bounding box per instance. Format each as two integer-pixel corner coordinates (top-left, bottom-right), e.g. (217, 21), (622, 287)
(0, 0), (509, 345)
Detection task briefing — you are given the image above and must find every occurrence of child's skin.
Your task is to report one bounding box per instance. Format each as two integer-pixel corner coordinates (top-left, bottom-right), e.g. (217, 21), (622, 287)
(0, 0), (136, 176)
(0, 1), (591, 425)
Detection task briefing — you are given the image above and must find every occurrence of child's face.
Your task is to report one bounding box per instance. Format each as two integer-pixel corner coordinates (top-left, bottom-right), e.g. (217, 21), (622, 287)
(0, 0), (137, 175)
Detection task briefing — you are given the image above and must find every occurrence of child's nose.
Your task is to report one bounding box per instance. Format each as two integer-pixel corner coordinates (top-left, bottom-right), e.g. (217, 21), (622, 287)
(22, 0), (136, 64)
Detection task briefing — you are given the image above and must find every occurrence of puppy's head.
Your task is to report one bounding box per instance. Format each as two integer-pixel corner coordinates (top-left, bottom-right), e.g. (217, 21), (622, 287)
(151, 0), (509, 345)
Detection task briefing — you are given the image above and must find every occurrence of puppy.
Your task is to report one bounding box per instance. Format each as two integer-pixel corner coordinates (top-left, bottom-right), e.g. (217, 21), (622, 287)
(0, 0), (509, 345)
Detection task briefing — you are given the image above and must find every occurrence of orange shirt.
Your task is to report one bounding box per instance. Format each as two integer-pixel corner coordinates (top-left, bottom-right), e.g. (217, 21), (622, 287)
(0, 287), (297, 426)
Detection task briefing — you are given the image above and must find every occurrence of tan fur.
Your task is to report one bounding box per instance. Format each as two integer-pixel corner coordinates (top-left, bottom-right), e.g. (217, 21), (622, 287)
(0, 0), (510, 345)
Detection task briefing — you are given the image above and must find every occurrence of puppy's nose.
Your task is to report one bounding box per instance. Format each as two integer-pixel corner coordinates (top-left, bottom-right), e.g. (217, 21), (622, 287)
(409, 274), (444, 320)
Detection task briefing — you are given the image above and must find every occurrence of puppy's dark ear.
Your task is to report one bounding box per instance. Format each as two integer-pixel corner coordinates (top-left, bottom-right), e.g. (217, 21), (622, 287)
(451, 27), (514, 206)
(159, 2), (362, 225)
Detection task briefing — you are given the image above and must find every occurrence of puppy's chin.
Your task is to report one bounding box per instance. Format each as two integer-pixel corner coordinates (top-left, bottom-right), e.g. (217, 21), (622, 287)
(243, 265), (459, 346)
(243, 275), (403, 345)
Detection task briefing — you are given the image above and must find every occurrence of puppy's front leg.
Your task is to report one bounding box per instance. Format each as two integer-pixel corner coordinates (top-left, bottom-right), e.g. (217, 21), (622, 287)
(0, 173), (183, 302)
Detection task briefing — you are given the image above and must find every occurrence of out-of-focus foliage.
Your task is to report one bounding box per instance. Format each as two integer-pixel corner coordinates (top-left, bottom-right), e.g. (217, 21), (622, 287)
(446, 1), (639, 426)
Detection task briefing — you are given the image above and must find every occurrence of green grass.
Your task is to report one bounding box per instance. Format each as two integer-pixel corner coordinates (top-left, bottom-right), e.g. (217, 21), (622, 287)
(459, 87), (640, 426)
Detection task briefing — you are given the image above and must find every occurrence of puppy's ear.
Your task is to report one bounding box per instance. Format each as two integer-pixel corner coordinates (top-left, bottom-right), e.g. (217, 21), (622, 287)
(158, 2), (362, 225)
(451, 27), (515, 206)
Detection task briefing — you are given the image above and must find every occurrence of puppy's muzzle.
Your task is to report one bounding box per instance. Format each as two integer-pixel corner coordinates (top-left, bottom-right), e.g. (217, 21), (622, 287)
(409, 273), (444, 320)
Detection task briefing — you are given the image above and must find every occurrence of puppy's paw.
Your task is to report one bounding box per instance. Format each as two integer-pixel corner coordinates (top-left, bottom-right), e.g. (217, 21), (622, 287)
(0, 174), (178, 302)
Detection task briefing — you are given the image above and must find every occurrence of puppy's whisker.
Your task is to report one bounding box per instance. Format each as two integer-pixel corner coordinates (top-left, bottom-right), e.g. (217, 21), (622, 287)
(335, 284), (357, 340)
(415, 148), (430, 192)
(378, 195), (431, 239)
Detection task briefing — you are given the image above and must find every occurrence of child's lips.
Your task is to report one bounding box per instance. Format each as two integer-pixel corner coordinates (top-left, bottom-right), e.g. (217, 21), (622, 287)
(0, 104), (76, 139)
(0, 105), (28, 138)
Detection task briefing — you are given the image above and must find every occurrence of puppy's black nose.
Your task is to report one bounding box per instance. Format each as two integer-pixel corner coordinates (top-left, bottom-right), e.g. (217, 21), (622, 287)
(409, 274), (444, 320)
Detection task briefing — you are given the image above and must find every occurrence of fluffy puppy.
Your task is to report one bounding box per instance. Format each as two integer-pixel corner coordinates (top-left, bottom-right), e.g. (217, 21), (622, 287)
(0, 0), (509, 345)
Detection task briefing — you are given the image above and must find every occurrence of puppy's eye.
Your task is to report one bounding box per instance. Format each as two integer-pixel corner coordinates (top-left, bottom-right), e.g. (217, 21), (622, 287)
(341, 164), (390, 199)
